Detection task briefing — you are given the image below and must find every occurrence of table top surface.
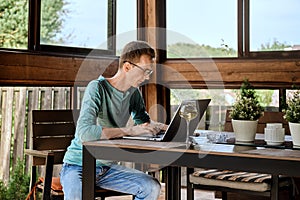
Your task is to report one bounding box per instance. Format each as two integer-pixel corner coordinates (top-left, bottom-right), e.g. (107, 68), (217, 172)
(83, 135), (300, 162)
(83, 132), (300, 177)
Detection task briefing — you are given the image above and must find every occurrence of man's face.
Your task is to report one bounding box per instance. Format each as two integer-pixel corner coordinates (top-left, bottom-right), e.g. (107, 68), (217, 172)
(126, 54), (154, 88)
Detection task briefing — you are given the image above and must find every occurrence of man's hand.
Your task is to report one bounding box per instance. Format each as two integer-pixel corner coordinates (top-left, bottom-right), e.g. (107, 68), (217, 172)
(150, 120), (168, 131)
(127, 123), (160, 136)
(101, 121), (168, 139)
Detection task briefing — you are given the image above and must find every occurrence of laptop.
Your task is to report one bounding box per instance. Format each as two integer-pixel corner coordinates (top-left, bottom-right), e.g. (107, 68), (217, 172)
(123, 99), (211, 142)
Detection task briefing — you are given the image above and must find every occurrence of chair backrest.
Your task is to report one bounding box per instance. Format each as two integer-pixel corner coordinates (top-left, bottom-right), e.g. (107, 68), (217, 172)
(31, 109), (80, 165)
(224, 110), (290, 135)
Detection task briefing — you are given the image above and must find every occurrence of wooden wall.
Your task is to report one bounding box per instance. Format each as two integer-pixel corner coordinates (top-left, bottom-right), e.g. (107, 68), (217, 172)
(162, 59), (300, 89)
(1, 50), (300, 89)
(0, 51), (118, 86)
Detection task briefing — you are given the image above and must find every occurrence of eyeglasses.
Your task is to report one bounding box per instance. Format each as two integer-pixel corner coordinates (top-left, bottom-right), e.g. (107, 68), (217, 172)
(124, 61), (153, 76)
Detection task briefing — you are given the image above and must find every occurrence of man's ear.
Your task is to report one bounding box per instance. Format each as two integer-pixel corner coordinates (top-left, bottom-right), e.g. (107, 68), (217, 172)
(123, 62), (132, 72)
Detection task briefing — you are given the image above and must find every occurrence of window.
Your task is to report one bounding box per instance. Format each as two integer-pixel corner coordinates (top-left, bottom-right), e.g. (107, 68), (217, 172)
(1, 0), (138, 55)
(39, 0), (116, 54)
(41, 0), (109, 49)
(116, 0), (137, 55)
(250, 0), (300, 52)
(171, 89), (280, 130)
(166, 0), (237, 58)
(165, 0), (300, 58)
(39, 0), (138, 55)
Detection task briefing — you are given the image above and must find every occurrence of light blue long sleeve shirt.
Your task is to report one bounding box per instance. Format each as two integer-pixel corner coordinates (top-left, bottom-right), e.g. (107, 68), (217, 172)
(63, 76), (150, 166)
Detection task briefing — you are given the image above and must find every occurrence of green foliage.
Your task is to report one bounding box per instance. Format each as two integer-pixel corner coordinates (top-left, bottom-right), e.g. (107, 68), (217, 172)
(171, 89), (203, 105)
(167, 39), (291, 58)
(230, 79), (263, 120)
(259, 38), (291, 51)
(256, 90), (274, 107)
(40, 0), (68, 44)
(0, 181), (7, 200)
(0, 0), (28, 48)
(0, 0), (67, 48)
(167, 42), (236, 58)
(283, 90), (300, 123)
(171, 89), (227, 106)
(0, 159), (30, 200)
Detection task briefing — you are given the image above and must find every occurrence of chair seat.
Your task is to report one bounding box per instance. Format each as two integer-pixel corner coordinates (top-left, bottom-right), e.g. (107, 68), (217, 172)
(190, 169), (291, 192)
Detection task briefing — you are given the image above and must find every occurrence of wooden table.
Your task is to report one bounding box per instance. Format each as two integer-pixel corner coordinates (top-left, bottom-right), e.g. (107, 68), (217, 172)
(82, 138), (300, 200)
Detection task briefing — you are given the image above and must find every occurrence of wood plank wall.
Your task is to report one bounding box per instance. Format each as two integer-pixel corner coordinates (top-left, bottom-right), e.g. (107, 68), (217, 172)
(0, 51), (118, 86)
(1, 51), (299, 88)
(162, 59), (300, 89)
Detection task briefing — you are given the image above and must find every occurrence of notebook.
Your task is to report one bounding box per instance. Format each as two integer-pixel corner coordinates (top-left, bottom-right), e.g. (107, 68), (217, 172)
(123, 99), (211, 142)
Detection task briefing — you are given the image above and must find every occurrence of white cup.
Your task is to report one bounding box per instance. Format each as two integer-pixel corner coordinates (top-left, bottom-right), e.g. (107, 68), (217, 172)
(264, 124), (285, 145)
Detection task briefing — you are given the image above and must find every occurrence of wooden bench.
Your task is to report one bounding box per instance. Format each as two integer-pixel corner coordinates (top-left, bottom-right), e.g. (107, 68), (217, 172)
(187, 111), (294, 200)
(25, 109), (132, 200)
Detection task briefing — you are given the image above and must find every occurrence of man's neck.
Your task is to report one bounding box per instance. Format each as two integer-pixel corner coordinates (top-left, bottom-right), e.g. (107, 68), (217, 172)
(107, 72), (131, 92)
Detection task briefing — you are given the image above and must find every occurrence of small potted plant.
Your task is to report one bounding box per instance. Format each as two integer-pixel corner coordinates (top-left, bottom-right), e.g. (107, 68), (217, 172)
(230, 79), (264, 142)
(283, 90), (300, 146)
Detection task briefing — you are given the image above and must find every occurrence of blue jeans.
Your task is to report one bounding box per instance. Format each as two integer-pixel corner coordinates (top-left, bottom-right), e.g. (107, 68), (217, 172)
(60, 163), (161, 200)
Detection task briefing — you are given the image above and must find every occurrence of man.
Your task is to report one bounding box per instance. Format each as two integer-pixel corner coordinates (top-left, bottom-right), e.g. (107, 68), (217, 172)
(60, 41), (164, 200)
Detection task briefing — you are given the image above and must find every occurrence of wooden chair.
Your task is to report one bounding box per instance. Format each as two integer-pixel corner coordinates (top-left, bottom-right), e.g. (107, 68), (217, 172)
(25, 109), (133, 200)
(187, 111), (294, 200)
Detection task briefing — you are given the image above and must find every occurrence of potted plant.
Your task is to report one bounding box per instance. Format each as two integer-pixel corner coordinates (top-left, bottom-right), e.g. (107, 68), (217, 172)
(283, 90), (300, 146)
(230, 79), (264, 143)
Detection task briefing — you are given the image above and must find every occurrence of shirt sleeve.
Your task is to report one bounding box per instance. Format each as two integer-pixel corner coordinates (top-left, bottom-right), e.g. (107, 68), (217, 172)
(75, 80), (103, 142)
(130, 89), (150, 124)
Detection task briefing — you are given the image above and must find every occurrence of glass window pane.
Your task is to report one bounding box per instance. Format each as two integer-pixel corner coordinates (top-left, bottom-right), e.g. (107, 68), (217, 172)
(0, 0), (28, 49)
(116, 0), (137, 55)
(250, 0), (300, 51)
(166, 0), (237, 58)
(286, 89), (300, 100)
(170, 89), (279, 130)
(41, 0), (109, 49)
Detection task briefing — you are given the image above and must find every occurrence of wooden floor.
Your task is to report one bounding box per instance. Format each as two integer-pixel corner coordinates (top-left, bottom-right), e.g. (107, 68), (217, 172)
(105, 183), (219, 200)
(103, 183), (294, 200)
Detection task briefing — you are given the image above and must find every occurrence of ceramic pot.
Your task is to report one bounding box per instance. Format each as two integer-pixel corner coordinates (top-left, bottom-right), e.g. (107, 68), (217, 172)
(289, 122), (300, 146)
(232, 119), (258, 143)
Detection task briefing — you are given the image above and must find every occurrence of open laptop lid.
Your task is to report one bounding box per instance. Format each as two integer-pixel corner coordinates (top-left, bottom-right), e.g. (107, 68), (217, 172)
(123, 99), (210, 142)
(161, 99), (211, 142)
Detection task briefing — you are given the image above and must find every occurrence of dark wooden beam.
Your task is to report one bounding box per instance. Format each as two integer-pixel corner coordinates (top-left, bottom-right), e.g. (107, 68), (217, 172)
(162, 59), (300, 89)
(1, 50), (300, 89)
(0, 51), (118, 86)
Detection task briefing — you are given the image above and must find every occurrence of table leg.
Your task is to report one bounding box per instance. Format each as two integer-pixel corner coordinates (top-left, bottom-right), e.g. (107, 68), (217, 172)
(166, 166), (181, 200)
(186, 167), (194, 200)
(82, 145), (96, 200)
(270, 174), (279, 200)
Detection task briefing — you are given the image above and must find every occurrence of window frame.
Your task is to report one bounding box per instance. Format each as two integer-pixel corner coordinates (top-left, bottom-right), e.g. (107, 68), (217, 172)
(2, 0), (299, 59)
(243, 0), (300, 58)
(28, 0), (117, 56)
(163, 0), (300, 59)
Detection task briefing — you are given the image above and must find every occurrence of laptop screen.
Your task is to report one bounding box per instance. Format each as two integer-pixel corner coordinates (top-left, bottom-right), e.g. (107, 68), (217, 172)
(122, 99), (211, 142)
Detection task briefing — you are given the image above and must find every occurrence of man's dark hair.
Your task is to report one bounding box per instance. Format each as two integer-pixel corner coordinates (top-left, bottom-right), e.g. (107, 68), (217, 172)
(119, 41), (155, 68)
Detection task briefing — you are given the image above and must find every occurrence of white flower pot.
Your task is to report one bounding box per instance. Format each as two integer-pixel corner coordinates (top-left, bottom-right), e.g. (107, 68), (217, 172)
(232, 119), (258, 143)
(289, 122), (300, 146)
